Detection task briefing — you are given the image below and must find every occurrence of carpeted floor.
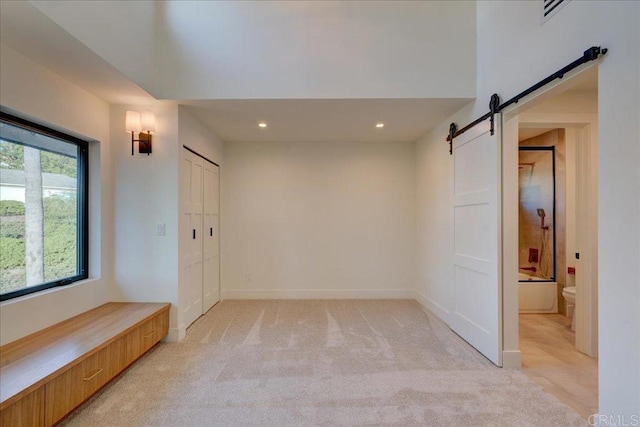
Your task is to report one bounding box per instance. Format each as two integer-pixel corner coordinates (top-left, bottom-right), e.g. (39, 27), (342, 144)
(63, 300), (586, 426)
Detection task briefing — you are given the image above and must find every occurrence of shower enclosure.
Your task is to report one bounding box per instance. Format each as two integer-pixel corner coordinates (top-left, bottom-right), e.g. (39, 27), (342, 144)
(518, 146), (558, 312)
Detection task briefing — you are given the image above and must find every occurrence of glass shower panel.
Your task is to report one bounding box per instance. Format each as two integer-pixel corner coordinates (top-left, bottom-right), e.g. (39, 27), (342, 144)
(518, 147), (556, 281)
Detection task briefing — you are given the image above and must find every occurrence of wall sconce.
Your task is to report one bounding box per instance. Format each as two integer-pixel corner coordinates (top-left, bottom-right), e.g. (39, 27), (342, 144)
(125, 110), (155, 155)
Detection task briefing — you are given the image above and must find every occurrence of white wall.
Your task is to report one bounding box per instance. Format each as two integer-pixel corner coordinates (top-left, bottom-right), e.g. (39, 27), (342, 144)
(222, 141), (415, 299)
(525, 90), (598, 115)
(178, 106), (224, 165)
(30, 0), (158, 96)
(416, 0), (640, 416)
(110, 103), (182, 340)
(415, 120), (455, 320)
(33, 0), (476, 100)
(0, 44), (113, 345)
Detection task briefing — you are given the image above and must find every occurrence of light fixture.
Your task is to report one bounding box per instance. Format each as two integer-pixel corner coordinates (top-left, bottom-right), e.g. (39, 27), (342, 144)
(258, 122), (267, 128)
(126, 110), (155, 155)
(376, 122), (384, 128)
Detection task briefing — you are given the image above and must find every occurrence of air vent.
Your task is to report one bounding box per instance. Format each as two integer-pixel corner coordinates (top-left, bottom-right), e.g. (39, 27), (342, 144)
(541, 0), (571, 24)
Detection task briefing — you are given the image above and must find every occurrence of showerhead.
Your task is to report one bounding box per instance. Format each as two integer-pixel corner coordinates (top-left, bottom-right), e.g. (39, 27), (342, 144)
(537, 208), (546, 218)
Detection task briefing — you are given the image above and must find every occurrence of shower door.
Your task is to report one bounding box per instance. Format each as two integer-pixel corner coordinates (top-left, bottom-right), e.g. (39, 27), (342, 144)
(518, 146), (556, 281)
(450, 118), (503, 367)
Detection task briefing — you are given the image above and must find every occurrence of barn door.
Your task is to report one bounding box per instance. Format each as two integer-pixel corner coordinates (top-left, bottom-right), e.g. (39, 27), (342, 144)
(449, 119), (503, 366)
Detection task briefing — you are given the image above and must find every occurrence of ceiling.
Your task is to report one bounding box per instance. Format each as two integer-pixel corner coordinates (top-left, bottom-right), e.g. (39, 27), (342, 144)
(183, 98), (472, 144)
(518, 128), (555, 142)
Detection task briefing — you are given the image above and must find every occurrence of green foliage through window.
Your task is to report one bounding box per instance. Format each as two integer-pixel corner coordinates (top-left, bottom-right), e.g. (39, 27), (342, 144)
(0, 200), (25, 216)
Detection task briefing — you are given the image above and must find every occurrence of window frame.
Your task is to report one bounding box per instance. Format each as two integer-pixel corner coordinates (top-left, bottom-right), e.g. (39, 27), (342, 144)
(0, 112), (89, 301)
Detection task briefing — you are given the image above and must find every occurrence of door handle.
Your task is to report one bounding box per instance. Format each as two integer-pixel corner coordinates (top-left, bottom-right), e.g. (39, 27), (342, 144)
(210, 227), (213, 237)
(193, 229), (196, 239)
(83, 368), (103, 381)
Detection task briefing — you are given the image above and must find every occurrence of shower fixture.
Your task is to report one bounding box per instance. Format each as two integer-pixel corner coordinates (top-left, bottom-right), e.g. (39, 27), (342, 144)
(537, 208), (549, 229)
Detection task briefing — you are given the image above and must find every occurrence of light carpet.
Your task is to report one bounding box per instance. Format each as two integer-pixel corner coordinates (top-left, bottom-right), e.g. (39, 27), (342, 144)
(63, 300), (586, 426)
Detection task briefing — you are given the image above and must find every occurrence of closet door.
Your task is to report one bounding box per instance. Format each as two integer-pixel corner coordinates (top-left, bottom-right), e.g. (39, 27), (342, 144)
(181, 149), (204, 328)
(202, 162), (220, 312)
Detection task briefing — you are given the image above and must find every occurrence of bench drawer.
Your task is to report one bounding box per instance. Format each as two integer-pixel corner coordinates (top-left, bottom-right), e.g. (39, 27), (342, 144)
(44, 344), (112, 426)
(118, 311), (168, 369)
(140, 312), (167, 353)
(0, 387), (43, 427)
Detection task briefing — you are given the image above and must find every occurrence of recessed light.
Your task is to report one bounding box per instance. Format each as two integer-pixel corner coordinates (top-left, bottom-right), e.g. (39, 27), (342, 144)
(376, 122), (384, 128)
(258, 122), (267, 128)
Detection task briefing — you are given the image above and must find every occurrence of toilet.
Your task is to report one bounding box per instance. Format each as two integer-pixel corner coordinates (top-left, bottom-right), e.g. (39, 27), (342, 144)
(562, 286), (576, 331)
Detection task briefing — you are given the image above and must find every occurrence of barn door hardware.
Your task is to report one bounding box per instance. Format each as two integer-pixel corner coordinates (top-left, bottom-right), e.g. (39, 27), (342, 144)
(448, 123), (457, 155)
(446, 46), (607, 154)
(489, 94), (500, 136)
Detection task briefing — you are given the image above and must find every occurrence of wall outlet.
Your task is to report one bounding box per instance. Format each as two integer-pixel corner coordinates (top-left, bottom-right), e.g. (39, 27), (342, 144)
(156, 223), (166, 236)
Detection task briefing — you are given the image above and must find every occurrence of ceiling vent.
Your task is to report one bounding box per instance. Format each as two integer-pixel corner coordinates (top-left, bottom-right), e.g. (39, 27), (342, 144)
(541, 0), (571, 24)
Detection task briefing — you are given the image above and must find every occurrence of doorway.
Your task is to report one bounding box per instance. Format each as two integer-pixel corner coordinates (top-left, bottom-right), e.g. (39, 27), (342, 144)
(502, 66), (599, 418)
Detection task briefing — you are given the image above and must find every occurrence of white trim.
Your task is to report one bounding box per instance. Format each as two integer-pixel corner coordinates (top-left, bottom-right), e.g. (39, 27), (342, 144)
(165, 327), (185, 343)
(221, 288), (415, 300)
(502, 350), (522, 368)
(502, 113), (520, 360)
(412, 290), (451, 322)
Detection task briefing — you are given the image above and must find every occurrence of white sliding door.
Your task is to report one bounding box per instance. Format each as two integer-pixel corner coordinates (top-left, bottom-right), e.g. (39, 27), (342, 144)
(203, 161), (220, 312)
(449, 119), (503, 366)
(181, 149), (204, 328)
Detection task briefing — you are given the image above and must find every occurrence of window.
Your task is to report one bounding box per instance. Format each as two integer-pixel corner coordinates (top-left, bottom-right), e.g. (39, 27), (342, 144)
(0, 112), (88, 301)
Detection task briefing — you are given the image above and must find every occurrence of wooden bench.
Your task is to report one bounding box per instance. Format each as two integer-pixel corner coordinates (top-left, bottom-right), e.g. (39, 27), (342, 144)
(0, 302), (170, 426)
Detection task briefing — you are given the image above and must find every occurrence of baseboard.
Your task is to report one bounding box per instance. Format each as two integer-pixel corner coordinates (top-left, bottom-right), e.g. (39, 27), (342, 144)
(412, 289), (450, 322)
(165, 326), (186, 343)
(502, 350), (522, 368)
(221, 288), (415, 300)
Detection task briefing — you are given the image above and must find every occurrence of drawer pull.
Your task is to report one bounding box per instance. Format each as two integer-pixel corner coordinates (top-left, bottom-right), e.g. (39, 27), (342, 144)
(84, 368), (103, 381)
(143, 330), (157, 339)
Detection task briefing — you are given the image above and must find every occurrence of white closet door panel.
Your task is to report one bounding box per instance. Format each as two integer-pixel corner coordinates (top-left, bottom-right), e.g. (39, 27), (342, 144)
(202, 161), (220, 312)
(212, 166), (220, 214)
(181, 150), (204, 329)
(180, 155), (195, 327)
(212, 214), (220, 256)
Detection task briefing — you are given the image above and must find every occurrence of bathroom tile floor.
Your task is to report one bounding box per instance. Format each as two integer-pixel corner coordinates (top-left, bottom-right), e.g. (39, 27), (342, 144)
(519, 313), (598, 420)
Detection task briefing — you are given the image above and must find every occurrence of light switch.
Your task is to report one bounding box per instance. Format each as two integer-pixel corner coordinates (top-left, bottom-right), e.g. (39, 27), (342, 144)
(156, 223), (166, 236)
